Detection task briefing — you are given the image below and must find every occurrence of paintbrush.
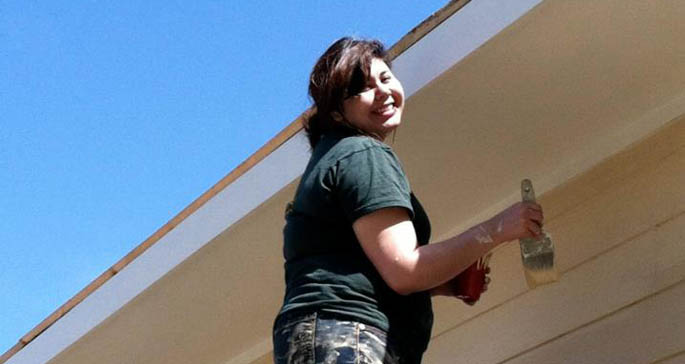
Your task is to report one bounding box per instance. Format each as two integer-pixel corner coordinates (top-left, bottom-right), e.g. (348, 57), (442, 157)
(519, 179), (558, 288)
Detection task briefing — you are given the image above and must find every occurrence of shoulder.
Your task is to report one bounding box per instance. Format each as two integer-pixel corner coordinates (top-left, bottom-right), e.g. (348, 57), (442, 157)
(329, 135), (395, 161)
(326, 136), (413, 222)
(311, 133), (405, 184)
(331, 136), (409, 190)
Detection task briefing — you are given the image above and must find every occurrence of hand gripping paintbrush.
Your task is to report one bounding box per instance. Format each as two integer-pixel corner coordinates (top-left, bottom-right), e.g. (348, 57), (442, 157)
(519, 179), (558, 288)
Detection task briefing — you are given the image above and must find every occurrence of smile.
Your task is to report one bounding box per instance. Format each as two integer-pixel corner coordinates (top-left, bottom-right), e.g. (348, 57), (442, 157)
(373, 103), (396, 116)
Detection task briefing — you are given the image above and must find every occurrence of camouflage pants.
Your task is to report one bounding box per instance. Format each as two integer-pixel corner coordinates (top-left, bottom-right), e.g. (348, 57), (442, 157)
(273, 312), (419, 364)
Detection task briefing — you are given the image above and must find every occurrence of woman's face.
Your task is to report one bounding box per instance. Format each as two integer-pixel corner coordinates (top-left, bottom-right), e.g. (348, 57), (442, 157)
(342, 58), (404, 140)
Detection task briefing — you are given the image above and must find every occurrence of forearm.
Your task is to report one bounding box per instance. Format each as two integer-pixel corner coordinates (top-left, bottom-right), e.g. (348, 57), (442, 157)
(394, 221), (501, 295)
(355, 202), (542, 296)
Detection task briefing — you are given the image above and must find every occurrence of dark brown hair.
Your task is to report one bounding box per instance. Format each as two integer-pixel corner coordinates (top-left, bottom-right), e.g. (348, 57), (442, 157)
(304, 37), (391, 148)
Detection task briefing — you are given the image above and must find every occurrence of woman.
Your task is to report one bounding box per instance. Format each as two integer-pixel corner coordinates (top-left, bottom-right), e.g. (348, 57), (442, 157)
(273, 37), (544, 364)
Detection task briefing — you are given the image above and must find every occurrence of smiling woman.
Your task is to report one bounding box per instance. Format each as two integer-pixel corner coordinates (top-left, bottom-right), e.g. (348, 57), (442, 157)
(303, 38), (399, 147)
(272, 37), (544, 364)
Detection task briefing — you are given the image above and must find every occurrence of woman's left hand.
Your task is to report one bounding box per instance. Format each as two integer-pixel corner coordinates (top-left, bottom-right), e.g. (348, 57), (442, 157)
(461, 267), (491, 305)
(430, 267), (491, 304)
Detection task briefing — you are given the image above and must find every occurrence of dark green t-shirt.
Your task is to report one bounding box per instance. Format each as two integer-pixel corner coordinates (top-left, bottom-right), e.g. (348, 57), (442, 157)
(278, 129), (433, 354)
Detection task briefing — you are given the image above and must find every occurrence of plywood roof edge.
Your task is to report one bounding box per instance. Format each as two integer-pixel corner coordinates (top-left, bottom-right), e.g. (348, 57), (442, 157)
(1, 2), (472, 362)
(0, 343), (24, 364)
(387, 0), (471, 59)
(0, 114), (304, 364)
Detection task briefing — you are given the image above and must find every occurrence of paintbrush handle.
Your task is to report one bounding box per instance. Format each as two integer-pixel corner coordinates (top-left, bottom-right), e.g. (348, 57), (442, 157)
(521, 179), (536, 202)
(520, 178), (543, 252)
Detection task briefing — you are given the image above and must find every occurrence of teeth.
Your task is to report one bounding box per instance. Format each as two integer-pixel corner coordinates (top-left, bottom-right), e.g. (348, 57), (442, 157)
(376, 104), (394, 113)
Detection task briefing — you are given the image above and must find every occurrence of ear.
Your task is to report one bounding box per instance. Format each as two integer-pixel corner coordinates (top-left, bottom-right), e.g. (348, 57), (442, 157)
(330, 111), (344, 122)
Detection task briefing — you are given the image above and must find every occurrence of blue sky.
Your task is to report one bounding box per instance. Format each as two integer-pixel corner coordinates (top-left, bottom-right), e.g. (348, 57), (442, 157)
(0, 0), (448, 355)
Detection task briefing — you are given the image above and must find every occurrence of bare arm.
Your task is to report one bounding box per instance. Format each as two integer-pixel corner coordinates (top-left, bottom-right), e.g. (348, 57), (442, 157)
(353, 202), (543, 295)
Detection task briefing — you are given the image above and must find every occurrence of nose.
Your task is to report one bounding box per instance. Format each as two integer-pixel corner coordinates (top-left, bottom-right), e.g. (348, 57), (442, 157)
(375, 84), (391, 100)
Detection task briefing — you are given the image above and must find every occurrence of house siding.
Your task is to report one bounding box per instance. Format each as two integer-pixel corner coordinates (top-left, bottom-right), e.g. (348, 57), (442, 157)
(424, 116), (685, 363)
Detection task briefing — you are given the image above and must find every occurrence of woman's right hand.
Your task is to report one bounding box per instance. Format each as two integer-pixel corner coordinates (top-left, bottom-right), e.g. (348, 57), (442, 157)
(485, 202), (544, 244)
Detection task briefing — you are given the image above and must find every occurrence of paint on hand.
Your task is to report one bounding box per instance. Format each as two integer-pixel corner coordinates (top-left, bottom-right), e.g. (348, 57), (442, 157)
(475, 225), (494, 244)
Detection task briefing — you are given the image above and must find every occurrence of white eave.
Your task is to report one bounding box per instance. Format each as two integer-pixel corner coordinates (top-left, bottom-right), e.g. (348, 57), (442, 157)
(5, 0), (685, 363)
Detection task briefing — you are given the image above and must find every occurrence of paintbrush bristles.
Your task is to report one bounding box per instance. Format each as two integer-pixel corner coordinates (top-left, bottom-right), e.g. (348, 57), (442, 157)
(524, 259), (559, 288)
(520, 232), (558, 287)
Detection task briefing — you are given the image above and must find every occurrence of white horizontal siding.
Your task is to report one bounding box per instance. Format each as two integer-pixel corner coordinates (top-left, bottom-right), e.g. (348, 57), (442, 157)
(504, 219), (685, 364)
(424, 119), (685, 363)
(655, 351), (685, 364)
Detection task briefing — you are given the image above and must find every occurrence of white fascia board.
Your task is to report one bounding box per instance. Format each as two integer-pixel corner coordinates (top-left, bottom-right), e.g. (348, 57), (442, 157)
(8, 134), (311, 364)
(7, 1), (542, 363)
(395, 0), (543, 97)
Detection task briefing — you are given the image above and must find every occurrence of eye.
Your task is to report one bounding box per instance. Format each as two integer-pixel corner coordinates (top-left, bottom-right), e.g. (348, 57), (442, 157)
(355, 85), (373, 94)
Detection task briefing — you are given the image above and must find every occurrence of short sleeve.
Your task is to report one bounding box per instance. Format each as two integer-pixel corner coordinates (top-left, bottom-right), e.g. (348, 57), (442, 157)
(333, 145), (414, 222)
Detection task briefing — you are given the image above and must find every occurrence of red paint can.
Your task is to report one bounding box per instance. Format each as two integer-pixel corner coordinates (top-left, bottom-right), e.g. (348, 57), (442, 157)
(452, 255), (490, 305)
